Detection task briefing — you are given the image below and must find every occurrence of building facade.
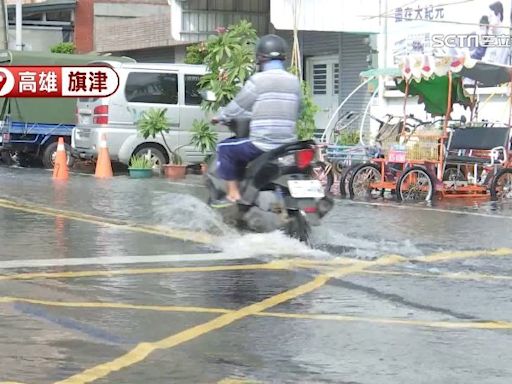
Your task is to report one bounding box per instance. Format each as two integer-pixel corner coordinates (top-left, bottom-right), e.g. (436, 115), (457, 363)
(8, 0), (383, 132)
(5, 0), (75, 51)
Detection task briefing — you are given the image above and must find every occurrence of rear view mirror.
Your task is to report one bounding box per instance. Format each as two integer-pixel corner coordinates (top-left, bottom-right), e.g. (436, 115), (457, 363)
(200, 90), (217, 102)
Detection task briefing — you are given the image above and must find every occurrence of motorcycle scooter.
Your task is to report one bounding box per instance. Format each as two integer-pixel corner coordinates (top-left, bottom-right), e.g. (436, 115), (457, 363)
(205, 115), (334, 243)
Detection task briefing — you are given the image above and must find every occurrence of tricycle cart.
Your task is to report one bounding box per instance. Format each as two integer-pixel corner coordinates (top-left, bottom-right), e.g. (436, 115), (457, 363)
(347, 54), (512, 202)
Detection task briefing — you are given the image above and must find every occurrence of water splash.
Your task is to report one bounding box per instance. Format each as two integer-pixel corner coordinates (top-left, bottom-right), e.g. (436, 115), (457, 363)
(312, 227), (424, 260)
(151, 193), (236, 236)
(216, 230), (331, 259)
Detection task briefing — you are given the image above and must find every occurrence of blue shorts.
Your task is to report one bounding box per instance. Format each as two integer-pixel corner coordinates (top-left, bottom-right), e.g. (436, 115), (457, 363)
(216, 138), (264, 181)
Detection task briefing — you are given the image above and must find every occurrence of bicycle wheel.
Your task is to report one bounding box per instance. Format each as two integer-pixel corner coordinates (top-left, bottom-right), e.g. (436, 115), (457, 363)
(348, 163), (382, 200)
(339, 164), (358, 198)
(396, 166), (435, 202)
(490, 168), (512, 200)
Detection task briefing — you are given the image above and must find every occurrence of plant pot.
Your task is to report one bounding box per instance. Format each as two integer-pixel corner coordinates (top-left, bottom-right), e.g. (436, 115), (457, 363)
(128, 168), (153, 179)
(200, 163), (208, 174)
(163, 164), (187, 180)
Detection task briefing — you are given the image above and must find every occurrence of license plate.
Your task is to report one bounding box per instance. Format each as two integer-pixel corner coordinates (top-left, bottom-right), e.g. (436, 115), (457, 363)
(288, 180), (325, 198)
(79, 115), (91, 125)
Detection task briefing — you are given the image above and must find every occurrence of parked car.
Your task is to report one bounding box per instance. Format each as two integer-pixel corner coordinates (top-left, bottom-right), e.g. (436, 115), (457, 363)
(71, 62), (229, 168)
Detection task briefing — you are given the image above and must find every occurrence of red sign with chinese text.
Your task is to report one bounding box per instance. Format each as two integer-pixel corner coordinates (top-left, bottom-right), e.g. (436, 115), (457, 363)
(0, 66), (119, 98)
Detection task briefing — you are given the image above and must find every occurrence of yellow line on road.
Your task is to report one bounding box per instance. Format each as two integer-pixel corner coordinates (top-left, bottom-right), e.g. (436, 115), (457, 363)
(0, 261), (291, 282)
(258, 312), (512, 330)
(364, 269), (512, 282)
(53, 255), (403, 384)
(0, 199), (216, 245)
(3, 295), (511, 330)
(217, 378), (261, 384)
(413, 248), (512, 263)
(0, 382), (27, 384)
(0, 297), (231, 314)
(9, 247), (512, 383)
(1, 248), (508, 283)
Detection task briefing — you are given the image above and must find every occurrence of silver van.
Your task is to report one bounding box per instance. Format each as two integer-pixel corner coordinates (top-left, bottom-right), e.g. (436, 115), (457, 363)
(71, 61), (228, 167)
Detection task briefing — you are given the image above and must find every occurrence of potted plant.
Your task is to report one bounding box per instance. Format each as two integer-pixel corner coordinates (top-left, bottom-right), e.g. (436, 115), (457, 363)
(190, 119), (218, 174)
(136, 108), (187, 180)
(128, 154), (153, 179)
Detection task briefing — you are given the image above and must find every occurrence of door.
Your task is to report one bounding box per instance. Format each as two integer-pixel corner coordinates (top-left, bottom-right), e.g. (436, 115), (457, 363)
(307, 56), (340, 131)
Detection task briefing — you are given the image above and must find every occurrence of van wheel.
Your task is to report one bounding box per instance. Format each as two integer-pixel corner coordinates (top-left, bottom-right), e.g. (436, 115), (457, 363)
(134, 145), (168, 171)
(42, 141), (75, 169)
(1, 150), (13, 166)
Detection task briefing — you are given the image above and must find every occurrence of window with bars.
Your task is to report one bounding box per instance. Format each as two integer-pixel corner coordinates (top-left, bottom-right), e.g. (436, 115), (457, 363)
(183, 0), (269, 12)
(312, 64), (327, 95)
(334, 63), (340, 95)
(181, 0), (270, 40)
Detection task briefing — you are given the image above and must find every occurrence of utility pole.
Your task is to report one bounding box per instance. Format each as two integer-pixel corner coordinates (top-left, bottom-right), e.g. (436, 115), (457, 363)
(0, 0), (8, 49)
(384, 0), (388, 68)
(16, 0), (22, 50)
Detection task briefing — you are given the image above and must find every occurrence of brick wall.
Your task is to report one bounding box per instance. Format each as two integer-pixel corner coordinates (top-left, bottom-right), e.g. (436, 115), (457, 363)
(94, 9), (175, 52)
(74, 0), (94, 53)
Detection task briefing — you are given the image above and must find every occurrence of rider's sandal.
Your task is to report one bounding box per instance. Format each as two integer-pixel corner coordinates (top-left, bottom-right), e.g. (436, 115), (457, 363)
(210, 197), (237, 209)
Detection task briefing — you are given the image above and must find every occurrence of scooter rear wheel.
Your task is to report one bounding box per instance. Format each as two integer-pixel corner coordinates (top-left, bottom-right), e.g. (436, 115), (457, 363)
(287, 210), (311, 245)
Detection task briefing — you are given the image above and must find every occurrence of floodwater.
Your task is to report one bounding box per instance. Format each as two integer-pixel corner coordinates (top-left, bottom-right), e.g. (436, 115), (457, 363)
(1, 166), (512, 384)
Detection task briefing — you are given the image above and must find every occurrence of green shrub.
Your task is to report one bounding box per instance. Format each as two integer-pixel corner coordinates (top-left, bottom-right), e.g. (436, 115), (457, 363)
(50, 42), (75, 54)
(136, 108), (184, 165)
(129, 154), (153, 169)
(190, 119), (218, 156)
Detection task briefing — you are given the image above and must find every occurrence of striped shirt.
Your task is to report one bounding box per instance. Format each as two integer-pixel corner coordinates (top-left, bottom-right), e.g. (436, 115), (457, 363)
(218, 64), (302, 151)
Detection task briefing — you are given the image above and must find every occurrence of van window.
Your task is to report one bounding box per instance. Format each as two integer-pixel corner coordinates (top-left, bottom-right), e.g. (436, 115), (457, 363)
(185, 74), (202, 106)
(125, 72), (178, 104)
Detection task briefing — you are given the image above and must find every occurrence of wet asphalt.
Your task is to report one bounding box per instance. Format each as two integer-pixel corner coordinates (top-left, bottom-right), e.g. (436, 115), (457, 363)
(1, 166), (512, 384)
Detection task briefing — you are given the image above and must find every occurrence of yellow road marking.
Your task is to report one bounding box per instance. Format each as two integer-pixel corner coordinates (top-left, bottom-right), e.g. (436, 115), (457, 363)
(54, 276), (331, 384)
(217, 378), (261, 384)
(364, 269), (512, 282)
(0, 199), (216, 245)
(0, 262), (292, 281)
(53, 255), (403, 384)
(0, 297), (231, 314)
(0, 382), (27, 384)
(258, 312), (512, 330)
(3, 295), (511, 330)
(413, 248), (512, 263)
(2, 248), (506, 283)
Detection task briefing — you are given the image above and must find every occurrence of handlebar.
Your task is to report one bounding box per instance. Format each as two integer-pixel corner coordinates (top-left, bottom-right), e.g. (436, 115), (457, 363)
(211, 117), (232, 127)
(406, 114), (428, 125)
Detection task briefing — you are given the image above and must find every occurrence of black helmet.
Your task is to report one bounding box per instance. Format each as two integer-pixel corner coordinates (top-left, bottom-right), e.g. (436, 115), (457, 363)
(255, 34), (288, 64)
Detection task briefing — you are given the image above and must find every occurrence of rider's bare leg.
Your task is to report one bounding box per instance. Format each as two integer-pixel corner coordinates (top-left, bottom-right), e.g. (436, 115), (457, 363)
(226, 181), (242, 201)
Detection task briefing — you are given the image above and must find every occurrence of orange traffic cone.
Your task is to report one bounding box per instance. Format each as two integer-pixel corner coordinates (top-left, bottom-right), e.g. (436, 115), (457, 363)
(52, 137), (69, 180)
(95, 134), (113, 179)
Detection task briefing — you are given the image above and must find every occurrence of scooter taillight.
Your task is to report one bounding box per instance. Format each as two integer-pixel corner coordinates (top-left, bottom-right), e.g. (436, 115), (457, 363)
(295, 149), (315, 169)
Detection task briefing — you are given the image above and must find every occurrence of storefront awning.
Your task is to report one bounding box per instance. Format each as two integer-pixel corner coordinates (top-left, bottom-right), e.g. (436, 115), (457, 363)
(270, 0), (380, 33)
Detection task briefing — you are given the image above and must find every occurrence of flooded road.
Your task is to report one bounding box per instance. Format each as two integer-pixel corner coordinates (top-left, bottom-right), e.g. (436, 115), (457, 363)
(1, 166), (512, 383)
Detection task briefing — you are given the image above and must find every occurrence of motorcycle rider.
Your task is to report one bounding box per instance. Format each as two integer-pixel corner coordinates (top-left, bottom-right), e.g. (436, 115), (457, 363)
(210, 34), (303, 208)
